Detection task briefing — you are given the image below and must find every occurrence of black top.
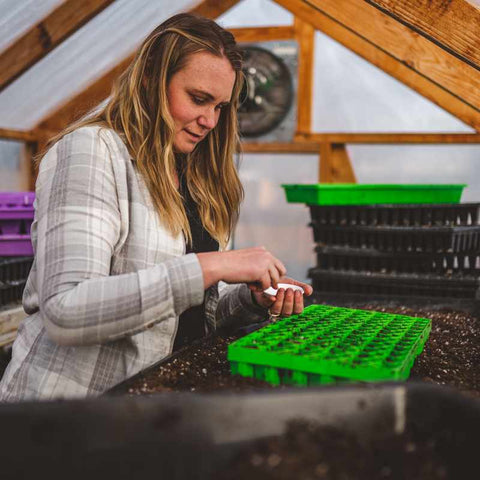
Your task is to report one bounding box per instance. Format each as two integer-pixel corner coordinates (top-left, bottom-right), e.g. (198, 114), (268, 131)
(173, 169), (219, 350)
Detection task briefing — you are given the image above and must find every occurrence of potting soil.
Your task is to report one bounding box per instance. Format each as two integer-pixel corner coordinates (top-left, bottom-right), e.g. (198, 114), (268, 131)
(116, 306), (479, 398)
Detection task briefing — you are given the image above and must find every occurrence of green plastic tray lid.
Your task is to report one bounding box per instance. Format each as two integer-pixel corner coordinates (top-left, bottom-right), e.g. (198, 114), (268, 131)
(281, 183), (467, 206)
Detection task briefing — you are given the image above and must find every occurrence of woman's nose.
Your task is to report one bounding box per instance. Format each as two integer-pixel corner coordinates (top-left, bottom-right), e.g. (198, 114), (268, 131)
(198, 108), (217, 130)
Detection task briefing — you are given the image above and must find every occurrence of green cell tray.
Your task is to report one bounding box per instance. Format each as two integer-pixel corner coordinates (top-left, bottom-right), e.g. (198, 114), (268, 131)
(281, 183), (466, 206)
(228, 304), (431, 386)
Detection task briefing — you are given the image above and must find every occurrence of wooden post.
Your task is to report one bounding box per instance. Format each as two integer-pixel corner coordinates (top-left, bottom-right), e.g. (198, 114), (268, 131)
(319, 142), (356, 183)
(294, 17), (315, 135)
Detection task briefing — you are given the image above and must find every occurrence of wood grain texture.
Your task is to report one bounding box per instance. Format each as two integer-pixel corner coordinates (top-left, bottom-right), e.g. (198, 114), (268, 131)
(35, 0), (242, 134)
(295, 17), (315, 134)
(276, 0), (480, 131)
(296, 132), (480, 143)
(230, 25), (295, 43)
(0, 0), (115, 92)
(320, 142), (356, 182)
(366, 0), (480, 70)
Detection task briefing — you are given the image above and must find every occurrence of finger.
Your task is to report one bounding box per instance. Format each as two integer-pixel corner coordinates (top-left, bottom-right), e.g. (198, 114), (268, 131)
(269, 265), (280, 289)
(260, 273), (271, 291)
(274, 258), (287, 278)
(279, 277), (313, 296)
(269, 288), (284, 315)
(293, 289), (304, 315)
(247, 282), (264, 293)
(281, 288), (295, 317)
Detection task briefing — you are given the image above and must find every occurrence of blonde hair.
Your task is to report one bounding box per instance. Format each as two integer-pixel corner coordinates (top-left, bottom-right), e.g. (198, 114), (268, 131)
(42, 13), (244, 249)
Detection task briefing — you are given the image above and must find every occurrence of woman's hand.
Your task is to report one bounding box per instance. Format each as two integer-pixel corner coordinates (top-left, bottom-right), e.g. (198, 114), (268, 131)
(197, 247), (287, 290)
(249, 276), (313, 317)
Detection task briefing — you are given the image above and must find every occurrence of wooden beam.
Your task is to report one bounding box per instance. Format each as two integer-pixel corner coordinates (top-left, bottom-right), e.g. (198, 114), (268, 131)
(0, 0), (115, 92)
(275, 0), (480, 131)
(240, 141), (321, 153)
(365, 0), (480, 71)
(35, 0), (242, 134)
(230, 26), (295, 43)
(294, 17), (315, 135)
(296, 132), (480, 144)
(320, 143), (356, 182)
(190, 0), (241, 17)
(0, 128), (37, 142)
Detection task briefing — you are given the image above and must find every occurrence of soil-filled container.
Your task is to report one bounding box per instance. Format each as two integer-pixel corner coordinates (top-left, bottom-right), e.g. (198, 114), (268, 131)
(0, 383), (478, 479)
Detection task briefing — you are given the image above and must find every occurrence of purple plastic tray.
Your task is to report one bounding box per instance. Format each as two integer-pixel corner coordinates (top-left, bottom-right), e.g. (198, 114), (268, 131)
(0, 192), (35, 256)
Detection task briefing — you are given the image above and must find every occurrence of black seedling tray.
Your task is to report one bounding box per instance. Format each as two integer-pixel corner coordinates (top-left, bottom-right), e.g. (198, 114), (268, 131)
(0, 279), (26, 307)
(0, 256), (33, 282)
(308, 268), (480, 299)
(310, 223), (480, 253)
(0, 384), (478, 479)
(309, 203), (480, 227)
(315, 245), (480, 275)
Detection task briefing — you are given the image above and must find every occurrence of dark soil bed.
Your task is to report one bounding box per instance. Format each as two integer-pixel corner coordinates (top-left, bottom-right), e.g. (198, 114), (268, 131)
(217, 419), (453, 480)
(114, 306), (479, 398)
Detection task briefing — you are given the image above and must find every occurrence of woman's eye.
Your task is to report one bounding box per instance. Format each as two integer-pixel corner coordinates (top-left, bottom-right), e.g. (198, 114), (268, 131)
(191, 95), (206, 105)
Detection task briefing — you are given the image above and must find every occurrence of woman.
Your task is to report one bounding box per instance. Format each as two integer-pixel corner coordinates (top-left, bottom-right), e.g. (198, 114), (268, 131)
(0, 13), (312, 401)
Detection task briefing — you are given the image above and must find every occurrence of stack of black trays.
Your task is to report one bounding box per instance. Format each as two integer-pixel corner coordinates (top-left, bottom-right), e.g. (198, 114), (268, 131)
(0, 257), (33, 307)
(308, 203), (480, 306)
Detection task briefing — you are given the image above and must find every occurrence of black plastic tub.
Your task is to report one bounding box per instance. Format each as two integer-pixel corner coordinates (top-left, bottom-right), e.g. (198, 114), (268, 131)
(310, 223), (480, 253)
(315, 245), (480, 275)
(308, 267), (480, 299)
(0, 278), (26, 307)
(0, 256), (33, 282)
(309, 203), (480, 227)
(0, 383), (478, 479)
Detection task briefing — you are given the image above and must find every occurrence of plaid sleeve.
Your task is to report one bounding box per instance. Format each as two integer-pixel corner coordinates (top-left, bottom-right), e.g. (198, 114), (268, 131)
(214, 282), (268, 329)
(35, 127), (204, 346)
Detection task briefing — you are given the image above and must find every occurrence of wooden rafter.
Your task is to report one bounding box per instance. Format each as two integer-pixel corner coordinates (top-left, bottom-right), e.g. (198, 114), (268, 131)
(34, 0), (242, 134)
(230, 25), (295, 43)
(276, 0), (480, 131)
(366, 0), (480, 71)
(0, 0), (115, 92)
(0, 128), (37, 142)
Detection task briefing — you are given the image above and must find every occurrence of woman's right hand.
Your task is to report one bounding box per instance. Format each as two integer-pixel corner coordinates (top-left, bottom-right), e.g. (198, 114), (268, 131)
(197, 247), (286, 290)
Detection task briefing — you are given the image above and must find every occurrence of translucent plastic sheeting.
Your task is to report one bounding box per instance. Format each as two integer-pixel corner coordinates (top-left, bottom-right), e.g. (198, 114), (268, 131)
(0, 0), (196, 130)
(0, 139), (24, 191)
(234, 153), (318, 284)
(0, 0), (63, 52)
(217, 0), (292, 28)
(312, 31), (473, 133)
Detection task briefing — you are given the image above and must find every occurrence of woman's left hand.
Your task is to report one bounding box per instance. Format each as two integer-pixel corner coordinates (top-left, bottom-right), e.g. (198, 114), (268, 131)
(249, 277), (313, 318)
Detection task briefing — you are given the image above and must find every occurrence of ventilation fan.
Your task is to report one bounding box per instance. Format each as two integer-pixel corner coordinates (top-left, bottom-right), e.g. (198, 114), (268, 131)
(238, 44), (295, 139)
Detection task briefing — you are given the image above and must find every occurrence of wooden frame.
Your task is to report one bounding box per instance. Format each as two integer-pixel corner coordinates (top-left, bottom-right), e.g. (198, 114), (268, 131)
(276, 0), (480, 131)
(0, 0), (115, 92)
(294, 17), (315, 135)
(366, 0), (480, 70)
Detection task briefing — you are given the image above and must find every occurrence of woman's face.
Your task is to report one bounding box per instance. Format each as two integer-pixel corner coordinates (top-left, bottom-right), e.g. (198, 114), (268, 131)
(167, 51), (236, 154)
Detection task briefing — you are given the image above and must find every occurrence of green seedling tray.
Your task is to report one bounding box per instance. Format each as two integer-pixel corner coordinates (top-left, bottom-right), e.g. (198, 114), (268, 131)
(281, 183), (466, 205)
(228, 304), (431, 386)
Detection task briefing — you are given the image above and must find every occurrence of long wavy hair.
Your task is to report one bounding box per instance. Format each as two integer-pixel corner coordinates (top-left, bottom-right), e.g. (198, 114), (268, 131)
(43, 13), (244, 249)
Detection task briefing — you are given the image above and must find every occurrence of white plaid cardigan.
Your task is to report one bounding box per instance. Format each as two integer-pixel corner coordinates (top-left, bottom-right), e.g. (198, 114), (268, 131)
(0, 126), (266, 401)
